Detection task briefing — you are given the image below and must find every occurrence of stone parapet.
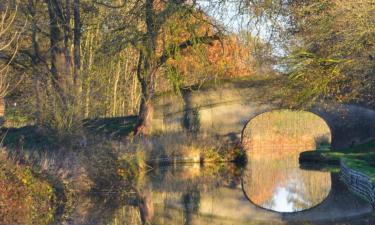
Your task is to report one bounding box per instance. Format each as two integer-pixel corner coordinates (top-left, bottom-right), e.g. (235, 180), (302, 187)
(341, 160), (375, 208)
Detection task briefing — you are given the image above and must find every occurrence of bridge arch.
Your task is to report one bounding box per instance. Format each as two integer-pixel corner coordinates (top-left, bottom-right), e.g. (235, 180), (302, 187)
(240, 109), (333, 152)
(154, 85), (375, 150)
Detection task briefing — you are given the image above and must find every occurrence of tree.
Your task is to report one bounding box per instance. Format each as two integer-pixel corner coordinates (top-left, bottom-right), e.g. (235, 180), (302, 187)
(131, 0), (221, 134)
(45, 0), (82, 104)
(0, 2), (24, 126)
(284, 0), (375, 106)
(0, 0), (276, 134)
(99, 0), (224, 134)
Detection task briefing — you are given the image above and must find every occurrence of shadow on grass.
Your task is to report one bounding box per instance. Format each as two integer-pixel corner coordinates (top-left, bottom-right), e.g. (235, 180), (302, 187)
(0, 126), (57, 150)
(83, 115), (138, 139)
(0, 115), (138, 149)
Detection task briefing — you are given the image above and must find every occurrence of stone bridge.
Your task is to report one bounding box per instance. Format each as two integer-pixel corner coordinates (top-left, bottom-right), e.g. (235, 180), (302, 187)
(153, 81), (375, 150)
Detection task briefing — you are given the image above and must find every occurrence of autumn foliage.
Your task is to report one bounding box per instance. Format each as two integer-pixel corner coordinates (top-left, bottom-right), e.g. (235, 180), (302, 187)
(0, 151), (55, 224)
(169, 35), (255, 80)
(155, 9), (257, 91)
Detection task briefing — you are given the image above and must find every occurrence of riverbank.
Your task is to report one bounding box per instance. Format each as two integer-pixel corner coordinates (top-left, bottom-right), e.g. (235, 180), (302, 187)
(300, 139), (375, 205)
(300, 139), (375, 181)
(1, 74), (373, 223)
(0, 124), (246, 224)
(0, 149), (56, 224)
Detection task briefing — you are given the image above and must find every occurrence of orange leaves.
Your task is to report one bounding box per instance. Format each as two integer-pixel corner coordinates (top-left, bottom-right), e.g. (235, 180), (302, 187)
(168, 35), (255, 81)
(157, 9), (255, 84)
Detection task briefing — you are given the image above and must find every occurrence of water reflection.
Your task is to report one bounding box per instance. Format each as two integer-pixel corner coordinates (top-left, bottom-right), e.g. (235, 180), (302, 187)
(242, 153), (331, 212)
(241, 110), (332, 212)
(58, 110), (375, 224)
(61, 162), (375, 225)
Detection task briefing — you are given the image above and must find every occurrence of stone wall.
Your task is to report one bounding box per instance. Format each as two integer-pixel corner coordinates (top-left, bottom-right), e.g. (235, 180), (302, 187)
(153, 82), (375, 150)
(340, 161), (375, 208)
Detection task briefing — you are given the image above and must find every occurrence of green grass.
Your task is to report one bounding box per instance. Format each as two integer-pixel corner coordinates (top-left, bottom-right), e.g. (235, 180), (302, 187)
(300, 139), (375, 183)
(342, 153), (375, 183)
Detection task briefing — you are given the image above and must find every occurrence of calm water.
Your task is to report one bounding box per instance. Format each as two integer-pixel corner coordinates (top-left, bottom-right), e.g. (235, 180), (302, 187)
(61, 110), (375, 224)
(61, 160), (375, 225)
(243, 153), (331, 213)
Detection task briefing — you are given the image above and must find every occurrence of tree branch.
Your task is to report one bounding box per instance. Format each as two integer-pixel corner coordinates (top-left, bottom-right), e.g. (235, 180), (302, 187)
(155, 1), (192, 32)
(93, 0), (126, 8)
(157, 34), (221, 68)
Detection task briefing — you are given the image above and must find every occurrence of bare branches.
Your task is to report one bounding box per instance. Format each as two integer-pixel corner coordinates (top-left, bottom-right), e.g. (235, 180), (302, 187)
(154, 0), (193, 31)
(93, 0), (126, 9)
(0, 3), (26, 98)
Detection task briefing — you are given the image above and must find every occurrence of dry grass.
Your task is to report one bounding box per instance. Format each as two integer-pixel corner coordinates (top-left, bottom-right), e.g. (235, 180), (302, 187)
(243, 109), (331, 153)
(0, 149), (56, 225)
(115, 132), (242, 165)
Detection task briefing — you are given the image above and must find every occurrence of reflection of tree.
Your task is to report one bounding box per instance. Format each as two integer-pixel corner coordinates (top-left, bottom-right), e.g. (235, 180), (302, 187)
(182, 188), (201, 225)
(288, 170), (331, 211)
(136, 188), (154, 225)
(108, 205), (143, 225)
(244, 155), (292, 207)
(58, 194), (144, 225)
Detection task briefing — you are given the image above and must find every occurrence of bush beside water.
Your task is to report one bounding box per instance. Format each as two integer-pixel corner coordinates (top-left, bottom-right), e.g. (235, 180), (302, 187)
(0, 150), (56, 225)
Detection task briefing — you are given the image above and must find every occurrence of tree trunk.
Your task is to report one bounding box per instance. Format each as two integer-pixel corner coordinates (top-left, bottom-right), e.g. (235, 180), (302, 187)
(29, 0), (42, 125)
(0, 97), (4, 127)
(134, 72), (155, 135)
(83, 27), (96, 118)
(47, 0), (67, 105)
(73, 0), (81, 85)
(133, 0), (158, 135)
(135, 97), (154, 135)
(112, 61), (121, 116)
(133, 52), (156, 135)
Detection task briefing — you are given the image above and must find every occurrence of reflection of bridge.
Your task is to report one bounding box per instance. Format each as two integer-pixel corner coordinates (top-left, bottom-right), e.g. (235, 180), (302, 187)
(149, 169), (373, 224)
(153, 81), (375, 149)
(240, 173), (372, 222)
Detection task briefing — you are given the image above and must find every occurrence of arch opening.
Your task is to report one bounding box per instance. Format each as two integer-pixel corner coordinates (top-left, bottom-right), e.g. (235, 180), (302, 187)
(241, 109), (332, 153)
(241, 109), (332, 213)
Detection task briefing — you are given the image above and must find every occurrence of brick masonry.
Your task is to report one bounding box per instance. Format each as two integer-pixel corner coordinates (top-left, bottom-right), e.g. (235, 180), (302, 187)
(341, 160), (375, 208)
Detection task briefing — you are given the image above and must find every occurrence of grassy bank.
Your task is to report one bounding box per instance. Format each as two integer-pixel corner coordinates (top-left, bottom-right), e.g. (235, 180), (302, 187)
(300, 139), (375, 183)
(0, 123), (246, 219)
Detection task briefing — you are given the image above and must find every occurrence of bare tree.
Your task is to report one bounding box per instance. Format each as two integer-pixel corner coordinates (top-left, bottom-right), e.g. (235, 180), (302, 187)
(0, 3), (24, 126)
